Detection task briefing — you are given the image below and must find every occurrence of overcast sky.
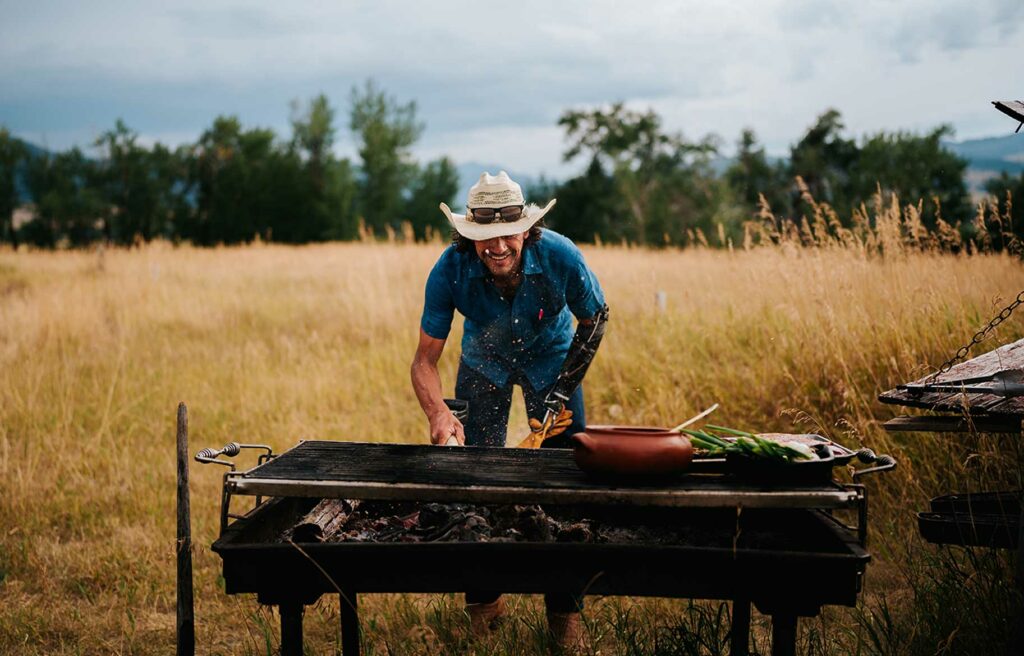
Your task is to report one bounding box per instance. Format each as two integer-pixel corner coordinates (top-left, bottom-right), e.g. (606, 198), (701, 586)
(2, 0), (1022, 178)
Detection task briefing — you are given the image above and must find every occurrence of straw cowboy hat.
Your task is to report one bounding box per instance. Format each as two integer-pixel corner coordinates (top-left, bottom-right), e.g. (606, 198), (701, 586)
(440, 171), (556, 241)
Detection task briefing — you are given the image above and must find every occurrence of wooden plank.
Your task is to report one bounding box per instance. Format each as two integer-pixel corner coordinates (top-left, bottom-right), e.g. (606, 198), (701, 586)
(883, 415), (1022, 433)
(994, 100), (1024, 126)
(984, 397), (1024, 417)
(879, 338), (1024, 416)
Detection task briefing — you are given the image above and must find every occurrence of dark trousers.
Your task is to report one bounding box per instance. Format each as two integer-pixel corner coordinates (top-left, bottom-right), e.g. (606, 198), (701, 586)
(454, 361), (586, 449)
(455, 360), (585, 612)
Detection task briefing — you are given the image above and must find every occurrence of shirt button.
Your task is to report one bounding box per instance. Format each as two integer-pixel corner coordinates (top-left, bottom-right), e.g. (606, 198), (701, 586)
(514, 319), (519, 323)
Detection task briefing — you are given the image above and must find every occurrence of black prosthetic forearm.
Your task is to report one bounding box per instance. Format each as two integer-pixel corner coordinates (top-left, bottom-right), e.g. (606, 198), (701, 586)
(545, 304), (609, 410)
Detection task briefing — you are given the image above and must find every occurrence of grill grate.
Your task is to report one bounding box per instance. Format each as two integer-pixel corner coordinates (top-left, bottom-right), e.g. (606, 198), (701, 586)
(228, 441), (860, 509)
(248, 441), (586, 488)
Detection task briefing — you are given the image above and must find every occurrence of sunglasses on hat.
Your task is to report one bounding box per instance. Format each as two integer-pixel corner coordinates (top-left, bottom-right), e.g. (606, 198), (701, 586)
(469, 205), (524, 224)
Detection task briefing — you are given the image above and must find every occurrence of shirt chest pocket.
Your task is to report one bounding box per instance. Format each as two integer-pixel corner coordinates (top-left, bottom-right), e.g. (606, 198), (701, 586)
(527, 280), (566, 334)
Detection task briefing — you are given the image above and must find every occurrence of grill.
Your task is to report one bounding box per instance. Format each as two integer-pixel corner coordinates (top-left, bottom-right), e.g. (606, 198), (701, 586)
(917, 491), (1020, 549)
(879, 336), (1024, 551)
(879, 336), (1024, 650)
(197, 439), (891, 656)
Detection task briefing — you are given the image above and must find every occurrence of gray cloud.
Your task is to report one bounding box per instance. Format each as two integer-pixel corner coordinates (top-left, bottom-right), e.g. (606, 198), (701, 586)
(2, 1), (1021, 172)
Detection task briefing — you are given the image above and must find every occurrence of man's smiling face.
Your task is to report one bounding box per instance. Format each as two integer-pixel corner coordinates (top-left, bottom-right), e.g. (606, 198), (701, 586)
(473, 231), (528, 280)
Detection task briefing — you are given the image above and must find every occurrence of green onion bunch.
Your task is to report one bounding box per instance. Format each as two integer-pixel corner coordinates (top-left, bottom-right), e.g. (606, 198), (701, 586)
(674, 424), (815, 462)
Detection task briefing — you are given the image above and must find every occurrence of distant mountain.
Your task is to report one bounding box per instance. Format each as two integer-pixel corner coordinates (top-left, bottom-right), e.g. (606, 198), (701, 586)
(19, 139), (49, 160)
(944, 133), (1024, 193)
(945, 134), (1024, 164)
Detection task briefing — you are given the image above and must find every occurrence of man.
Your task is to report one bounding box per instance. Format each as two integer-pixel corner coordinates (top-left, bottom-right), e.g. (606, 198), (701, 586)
(410, 171), (609, 650)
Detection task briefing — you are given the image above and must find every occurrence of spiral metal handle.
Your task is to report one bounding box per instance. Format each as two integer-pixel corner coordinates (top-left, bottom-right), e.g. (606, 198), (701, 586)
(852, 448), (897, 479)
(195, 442), (242, 468)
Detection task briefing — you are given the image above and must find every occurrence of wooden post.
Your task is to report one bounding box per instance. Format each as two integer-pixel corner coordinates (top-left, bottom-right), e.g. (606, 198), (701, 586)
(176, 403), (195, 656)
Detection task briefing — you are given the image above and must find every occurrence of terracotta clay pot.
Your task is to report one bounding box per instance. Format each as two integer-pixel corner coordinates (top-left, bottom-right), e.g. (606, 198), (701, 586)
(571, 426), (693, 479)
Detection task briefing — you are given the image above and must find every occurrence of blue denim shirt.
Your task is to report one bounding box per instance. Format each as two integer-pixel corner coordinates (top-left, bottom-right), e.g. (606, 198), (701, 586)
(420, 229), (606, 390)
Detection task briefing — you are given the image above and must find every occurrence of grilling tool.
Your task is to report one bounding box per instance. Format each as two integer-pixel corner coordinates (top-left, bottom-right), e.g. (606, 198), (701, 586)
(898, 368), (1024, 397)
(441, 399), (468, 446)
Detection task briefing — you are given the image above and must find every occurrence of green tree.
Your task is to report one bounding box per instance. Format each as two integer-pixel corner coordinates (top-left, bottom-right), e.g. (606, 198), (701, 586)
(789, 111), (970, 228)
(289, 94), (357, 241)
(24, 147), (105, 246)
(93, 119), (188, 244)
(318, 158), (358, 241)
(789, 109), (858, 212)
(539, 159), (623, 243)
(350, 80), (424, 234)
(559, 102), (718, 244)
(291, 94), (336, 173)
(984, 171), (1024, 248)
(850, 126), (969, 227)
(403, 156), (459, 240)
(0, 128), (27, 246)
(189, 116), (301, 244)
(725, 128), (790, 216)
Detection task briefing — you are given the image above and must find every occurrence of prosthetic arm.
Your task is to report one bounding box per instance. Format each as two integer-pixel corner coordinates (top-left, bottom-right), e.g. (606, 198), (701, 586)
(519, 304), (609, 448)
(544, 303), (609, 413)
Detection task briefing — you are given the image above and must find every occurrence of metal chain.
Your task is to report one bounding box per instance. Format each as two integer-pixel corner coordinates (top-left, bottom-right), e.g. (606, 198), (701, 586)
(927, 289), (1024, 382)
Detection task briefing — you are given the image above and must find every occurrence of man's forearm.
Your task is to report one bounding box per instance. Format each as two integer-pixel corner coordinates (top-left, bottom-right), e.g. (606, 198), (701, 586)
(411, 357), (447, 420)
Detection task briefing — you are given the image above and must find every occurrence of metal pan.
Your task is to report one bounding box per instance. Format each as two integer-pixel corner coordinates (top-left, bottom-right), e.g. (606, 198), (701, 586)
(719, 435), (896, 485)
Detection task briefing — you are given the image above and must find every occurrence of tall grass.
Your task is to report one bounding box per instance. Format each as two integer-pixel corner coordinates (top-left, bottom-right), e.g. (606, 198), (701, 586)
(0, 194), (1022, 654)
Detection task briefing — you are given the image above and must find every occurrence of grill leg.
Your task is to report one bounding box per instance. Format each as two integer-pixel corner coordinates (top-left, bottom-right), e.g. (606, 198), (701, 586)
(731, 598), (750, 655)
(771, 613), (797, 656)
(1014, 504), (1024, 656)
(340, 590), (360, 655)
(279, 602), (303, 656)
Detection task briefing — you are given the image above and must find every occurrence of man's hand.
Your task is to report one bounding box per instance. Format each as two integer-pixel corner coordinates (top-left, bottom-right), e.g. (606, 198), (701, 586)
(412, 328), (465, 446)
(429, 408), (465, 446)
(517, 406), (574, 448)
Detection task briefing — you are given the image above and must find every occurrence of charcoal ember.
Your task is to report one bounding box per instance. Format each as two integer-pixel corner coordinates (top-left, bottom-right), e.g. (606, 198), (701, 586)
(556, 522), (593, 543)
(418, 503), (452, 529)
(455, 514), (492, 542)
(338, 530), (375, 542)
(487, 504), (524, 527)
(396, 511), (420, 529)
(516, 505), (552, 541)
(490, 526), (522, 542)
(597, 526), (655, 544)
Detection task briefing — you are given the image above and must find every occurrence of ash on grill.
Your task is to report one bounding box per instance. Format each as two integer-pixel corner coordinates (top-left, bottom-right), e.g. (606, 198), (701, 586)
(280, 499), (689, 545)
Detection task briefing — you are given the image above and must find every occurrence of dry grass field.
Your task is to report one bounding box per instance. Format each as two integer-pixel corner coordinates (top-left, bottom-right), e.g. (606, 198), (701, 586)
(1, 230), (1022, 654)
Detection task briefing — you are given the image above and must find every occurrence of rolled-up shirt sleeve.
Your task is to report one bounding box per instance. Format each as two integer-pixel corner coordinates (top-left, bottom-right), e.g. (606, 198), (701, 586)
(565, 246), (605, 320)
(420, 258), (456, 339)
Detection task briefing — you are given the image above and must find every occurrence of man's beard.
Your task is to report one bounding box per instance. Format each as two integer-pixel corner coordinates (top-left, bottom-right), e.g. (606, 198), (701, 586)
(480, 247), (522, 281)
